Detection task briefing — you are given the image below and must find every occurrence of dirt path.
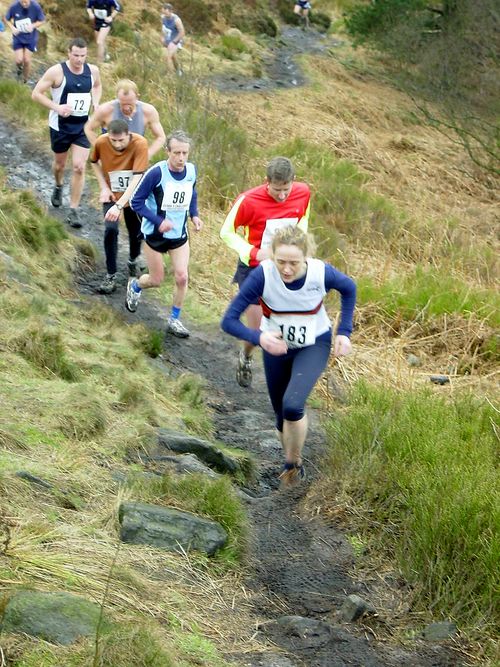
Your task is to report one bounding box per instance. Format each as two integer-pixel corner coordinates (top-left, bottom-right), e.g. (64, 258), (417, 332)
(0, 116), (464, 666)
(211, 26), (338, 93)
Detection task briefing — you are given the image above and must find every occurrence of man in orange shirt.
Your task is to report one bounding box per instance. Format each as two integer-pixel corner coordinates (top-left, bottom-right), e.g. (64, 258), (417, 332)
(88, 118), (149, 293)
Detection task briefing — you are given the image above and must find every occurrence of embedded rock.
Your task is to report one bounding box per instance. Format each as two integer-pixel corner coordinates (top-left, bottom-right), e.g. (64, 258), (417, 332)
(119, 501), (227, 555)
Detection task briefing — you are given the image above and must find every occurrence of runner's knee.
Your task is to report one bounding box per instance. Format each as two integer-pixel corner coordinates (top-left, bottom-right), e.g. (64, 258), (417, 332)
(72, 162), (86, 175)
(282, 398), (305, 422)
(174, 268), (188, 288)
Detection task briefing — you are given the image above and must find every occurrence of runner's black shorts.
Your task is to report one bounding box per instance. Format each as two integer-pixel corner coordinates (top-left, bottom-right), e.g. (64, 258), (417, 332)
(50, 127), (90, 153)
(233, 260), (259, 305)
(144, 234), (188, 253)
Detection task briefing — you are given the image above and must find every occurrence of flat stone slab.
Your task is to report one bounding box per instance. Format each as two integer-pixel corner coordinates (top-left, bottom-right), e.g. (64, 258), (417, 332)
(119, 501), (228, 555)
(157, 428), (242, 474)
(0, 590), (102, 645)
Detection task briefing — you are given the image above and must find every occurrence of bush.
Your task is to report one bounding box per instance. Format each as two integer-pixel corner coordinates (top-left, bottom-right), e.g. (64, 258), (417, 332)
(13, 323), (81, 382)
(276, 0), (301, 25)
(43, 0), (94, 41)
(233, 12), (278, 37)
(310, 11), (331, 32)
(174, 0), (215, 34)
(213, 33), (249, 61)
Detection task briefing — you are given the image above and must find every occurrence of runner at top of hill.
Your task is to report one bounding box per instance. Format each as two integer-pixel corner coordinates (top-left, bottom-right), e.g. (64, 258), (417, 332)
(294, 0), (311, 29)
(85, 79), (166, 160)
(31, 37), (102, 229)
(5, 0), (45, 84)
(221, 226), (356, 485)
(86, 0), (120, 63)
(161, 3), (185, 75)
(220, 157), (311, 388)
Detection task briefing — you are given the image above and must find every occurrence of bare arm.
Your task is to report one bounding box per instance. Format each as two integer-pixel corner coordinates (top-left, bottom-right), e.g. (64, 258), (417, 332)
(90, 160), (112, 196)
(31, 65), (73, 116)
(144, 105), (166, 159)
(89, 65), (102, 110)
(174, 17), (185, 41)
(84, 102), (112, 146)
(6, 16), (20, 34)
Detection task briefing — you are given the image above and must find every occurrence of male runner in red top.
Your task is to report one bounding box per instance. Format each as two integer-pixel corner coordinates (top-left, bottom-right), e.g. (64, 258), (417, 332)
(220, 156), (311, 387)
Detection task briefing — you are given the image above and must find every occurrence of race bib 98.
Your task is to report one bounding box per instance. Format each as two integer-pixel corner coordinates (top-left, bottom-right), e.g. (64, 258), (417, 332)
(161, 181), (193, 211)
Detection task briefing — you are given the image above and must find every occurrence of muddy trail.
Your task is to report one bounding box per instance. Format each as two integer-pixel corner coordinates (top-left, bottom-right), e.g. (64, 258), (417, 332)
(0, 115), (465, 667)
(211, 26), (338, 93)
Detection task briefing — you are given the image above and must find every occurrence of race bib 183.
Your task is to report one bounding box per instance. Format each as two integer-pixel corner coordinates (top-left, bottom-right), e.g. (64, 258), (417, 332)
(266, 313), (317, 349)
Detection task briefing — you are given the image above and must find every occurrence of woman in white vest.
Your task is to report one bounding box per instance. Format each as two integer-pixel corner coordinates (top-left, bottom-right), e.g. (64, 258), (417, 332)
(221, 226), (356, 485)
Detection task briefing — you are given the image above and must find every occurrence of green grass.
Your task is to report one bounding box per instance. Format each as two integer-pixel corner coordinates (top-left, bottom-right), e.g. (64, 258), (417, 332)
(0, 79), (47, 126)
(323, 382), (499, 635)
(272, 137), (497, 281)
(213, 33), (250, 61)
(127, 473), (248, 567)
(358, 266), (500, 327)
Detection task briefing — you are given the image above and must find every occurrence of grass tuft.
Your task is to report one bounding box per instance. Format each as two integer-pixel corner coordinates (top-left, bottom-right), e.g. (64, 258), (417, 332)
(13, 323), (81, 382)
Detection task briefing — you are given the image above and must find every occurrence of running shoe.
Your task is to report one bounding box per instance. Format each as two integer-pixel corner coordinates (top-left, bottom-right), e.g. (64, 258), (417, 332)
(279, 462), (306, 487)
(66, 208), (82, 229)
(98, 274), (116, 294)
(166, 317), (190, 338)
(125, 278), (141, 312)
(236, 350), (253, 388)
(51, 185), (63, 208)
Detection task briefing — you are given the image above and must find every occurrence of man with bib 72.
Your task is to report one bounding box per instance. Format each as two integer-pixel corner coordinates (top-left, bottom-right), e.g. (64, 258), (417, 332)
(128, 130), (203, 338)
(221, 226), (356, 485)
(31, 37), (102, 229)
(89, 119), (149, 294)
(220, 157), (311, 388)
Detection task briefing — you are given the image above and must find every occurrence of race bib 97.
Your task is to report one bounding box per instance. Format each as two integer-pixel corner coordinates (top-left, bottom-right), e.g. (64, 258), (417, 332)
(109, 170), (133, 192)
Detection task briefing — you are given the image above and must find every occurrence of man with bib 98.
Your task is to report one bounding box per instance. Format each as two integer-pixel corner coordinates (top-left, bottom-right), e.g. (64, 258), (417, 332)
(220, 157), (311, 388)
(128, 130), (203, 338)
